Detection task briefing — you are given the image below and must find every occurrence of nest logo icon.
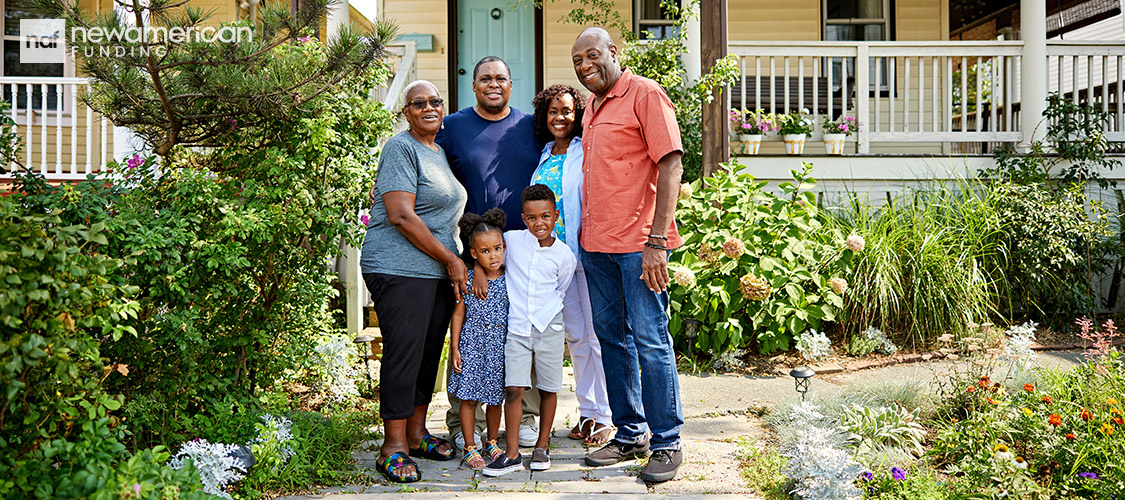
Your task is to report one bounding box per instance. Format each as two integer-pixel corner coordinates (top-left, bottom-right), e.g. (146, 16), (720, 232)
(21, 19), (66, 64)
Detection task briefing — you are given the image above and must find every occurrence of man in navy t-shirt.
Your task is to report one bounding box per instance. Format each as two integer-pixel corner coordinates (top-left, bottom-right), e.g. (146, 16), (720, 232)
(436, 56), (542, 231)
(437, 55), (544, 448)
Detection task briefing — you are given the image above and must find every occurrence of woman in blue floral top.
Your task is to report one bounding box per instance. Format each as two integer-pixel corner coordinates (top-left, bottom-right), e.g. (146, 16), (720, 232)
(529, 84), (613, 446)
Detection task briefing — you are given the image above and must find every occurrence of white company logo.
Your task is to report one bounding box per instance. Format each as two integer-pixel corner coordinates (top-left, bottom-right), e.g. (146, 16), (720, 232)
(21, 19), (253, 63)
(20, 19), (66, 64)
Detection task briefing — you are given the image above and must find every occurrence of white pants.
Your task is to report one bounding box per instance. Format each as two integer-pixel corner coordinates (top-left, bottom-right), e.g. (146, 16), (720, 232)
(563, 261), (612, 424)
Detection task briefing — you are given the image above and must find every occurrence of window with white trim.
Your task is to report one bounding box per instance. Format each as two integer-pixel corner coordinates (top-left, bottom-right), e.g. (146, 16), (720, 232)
(635, 0), (679, 40)
(824, 0), (890, 90)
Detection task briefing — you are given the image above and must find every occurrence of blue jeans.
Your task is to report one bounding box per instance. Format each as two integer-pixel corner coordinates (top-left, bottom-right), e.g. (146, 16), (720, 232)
(580, 249), (683, 451)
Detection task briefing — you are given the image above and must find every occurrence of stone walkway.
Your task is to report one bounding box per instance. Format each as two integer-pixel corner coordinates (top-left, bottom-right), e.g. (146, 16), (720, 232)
(280, 350), (1085, 499)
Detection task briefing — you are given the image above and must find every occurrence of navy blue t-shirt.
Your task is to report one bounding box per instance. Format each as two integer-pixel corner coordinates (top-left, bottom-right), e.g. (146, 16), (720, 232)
(436, 107), (542, 231)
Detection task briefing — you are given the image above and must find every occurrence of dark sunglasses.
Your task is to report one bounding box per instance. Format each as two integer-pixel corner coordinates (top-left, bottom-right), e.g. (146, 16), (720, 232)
(407, 98), (444, 110)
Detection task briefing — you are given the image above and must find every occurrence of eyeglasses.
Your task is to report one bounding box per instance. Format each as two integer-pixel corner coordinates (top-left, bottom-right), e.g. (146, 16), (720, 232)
(408, 98), (444, 110)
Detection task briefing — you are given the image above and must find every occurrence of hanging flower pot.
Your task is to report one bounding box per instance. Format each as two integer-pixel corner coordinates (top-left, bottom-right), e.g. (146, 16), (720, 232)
(740, 134), (763, 155)
(823, 133), (846, 155)
(783, 134), (806, 155)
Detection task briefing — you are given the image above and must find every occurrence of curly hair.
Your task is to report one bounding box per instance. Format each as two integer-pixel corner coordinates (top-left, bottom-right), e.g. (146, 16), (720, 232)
(531, 84), (586, 144)
(458, 208), (506, 249)
(521, 184), (556, 206)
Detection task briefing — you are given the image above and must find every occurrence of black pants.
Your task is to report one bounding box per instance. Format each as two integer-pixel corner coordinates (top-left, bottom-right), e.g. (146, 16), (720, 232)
(364, 273), (454, 420)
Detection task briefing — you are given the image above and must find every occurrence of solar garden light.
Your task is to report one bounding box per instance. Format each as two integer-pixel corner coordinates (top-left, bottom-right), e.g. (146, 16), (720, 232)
(789, 366), (815, 401)
(353, 335), (374, 392)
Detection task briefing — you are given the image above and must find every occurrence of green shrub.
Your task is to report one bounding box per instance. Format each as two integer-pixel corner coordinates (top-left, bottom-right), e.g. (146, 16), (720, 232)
(12, 36), (393, 451)
(0, 197), (206, 499)
(988, 183), (1111, 319)
(670, 163), (854, 354)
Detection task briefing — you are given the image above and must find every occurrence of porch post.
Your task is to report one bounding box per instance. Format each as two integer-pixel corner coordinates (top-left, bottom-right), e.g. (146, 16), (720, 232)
(700, 0), (728, 177)
(683, 2), (702, 82)
(1019, 0), (1048, 149)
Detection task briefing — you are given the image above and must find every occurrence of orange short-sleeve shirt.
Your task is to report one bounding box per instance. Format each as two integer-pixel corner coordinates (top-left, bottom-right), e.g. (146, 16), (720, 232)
(579, 69), (684, 254)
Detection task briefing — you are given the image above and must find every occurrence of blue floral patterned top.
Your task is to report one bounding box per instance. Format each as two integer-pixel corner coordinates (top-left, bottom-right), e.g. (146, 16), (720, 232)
(532, 153), (566, 242)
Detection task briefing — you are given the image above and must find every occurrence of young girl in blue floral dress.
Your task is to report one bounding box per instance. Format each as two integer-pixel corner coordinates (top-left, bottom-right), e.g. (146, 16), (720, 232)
(448, 208), (509, 469)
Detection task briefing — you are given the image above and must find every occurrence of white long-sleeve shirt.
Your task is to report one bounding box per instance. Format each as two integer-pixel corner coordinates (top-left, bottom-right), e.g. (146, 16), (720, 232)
(504, 229), (577, 336)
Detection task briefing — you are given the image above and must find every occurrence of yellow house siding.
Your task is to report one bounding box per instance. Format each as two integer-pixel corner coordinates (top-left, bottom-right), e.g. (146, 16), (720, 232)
(896, 0), (946, 41)
(728, 0), (821, 41)
(383, 0), (449, 99)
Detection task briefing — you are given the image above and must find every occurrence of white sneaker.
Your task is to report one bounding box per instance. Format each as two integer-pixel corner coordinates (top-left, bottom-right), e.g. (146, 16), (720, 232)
(518, 424), (539, 448)
(453, 430), (480, 452)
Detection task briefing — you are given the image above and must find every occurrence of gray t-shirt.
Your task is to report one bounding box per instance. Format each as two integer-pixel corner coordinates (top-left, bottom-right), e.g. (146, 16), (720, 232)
(361, 131), (468, 279)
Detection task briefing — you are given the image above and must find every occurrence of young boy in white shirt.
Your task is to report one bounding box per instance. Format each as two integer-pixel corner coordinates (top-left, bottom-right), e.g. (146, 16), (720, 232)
(483, 184), (577, 476)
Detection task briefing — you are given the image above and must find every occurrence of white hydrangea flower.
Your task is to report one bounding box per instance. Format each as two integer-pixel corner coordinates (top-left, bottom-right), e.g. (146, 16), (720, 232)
(845, 234), (865, 252)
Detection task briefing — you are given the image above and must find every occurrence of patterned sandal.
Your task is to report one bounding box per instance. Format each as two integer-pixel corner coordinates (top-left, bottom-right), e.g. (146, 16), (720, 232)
(462, 445), (487, 470)
(409, 434), (455, 461)
(483, 439), (505, 462)
(376, 451), (421, 483)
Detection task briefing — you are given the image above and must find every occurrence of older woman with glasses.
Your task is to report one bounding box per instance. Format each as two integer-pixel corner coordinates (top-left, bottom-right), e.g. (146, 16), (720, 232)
(361, 80), (469, 483)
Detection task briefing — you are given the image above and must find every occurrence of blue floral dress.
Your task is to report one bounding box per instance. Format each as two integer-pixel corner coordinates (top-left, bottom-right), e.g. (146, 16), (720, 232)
(447, 269), (508, 406)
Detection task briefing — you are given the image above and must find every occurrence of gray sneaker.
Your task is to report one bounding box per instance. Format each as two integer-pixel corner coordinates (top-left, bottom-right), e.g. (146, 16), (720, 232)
(530, 447), (551, 471)
(640, 449), (682, 483)
(584, 439), (650, 467)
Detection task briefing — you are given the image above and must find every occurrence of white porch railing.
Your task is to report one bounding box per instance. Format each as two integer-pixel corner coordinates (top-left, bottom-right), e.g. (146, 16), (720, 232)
(728, 40), (1125, 154)
(2, 76), (115, 179)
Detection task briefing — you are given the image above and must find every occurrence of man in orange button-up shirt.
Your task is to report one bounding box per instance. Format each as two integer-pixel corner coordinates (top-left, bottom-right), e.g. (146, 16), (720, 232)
(571, 26), (684, 483)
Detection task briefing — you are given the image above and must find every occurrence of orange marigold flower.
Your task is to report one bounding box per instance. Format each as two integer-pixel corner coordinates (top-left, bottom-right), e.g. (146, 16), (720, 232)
(1022, 407), (1033, 416)
(1080, 408), (1094, 421)
(1108, 398), (1119, 405)
(1024, 383), (1035, 392)
(978, 376), (992, 388)
(986, 397), (999, 405)
(1066, 432), (1077, 441)
(1113, 417), (1124, 425)
(967, 386), (976, 393)
(1100, 423), (1115, 435)
(1048, 414), (1063, 427)
(1111, 408), (1122, 415)
(1042, 396), (1053, 404)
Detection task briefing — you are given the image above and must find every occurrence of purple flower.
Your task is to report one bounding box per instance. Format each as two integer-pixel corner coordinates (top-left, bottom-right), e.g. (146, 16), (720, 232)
(840, 123), (849, 132)
(1079, 472), (1100, 480)
(298, 36), (313, 43)
(126, 154), (142, 170)
(859, 471), (874, 481)
(134, 484), (141, 494)
(891, 467), (906, 481)
(360, 214), (370, 226)
(741, 123), (752, 130)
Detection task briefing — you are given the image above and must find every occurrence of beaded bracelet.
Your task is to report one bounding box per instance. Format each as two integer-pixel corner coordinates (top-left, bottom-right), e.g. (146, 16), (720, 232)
(644, 242), (668, 251)
(647, 234), (668, 240)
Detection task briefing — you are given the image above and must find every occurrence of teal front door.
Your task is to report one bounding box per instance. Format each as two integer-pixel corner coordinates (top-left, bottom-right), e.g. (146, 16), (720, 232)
(455, 0), (537, 112)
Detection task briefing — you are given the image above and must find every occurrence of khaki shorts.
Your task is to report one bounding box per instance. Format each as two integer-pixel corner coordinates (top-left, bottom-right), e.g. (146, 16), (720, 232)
(504, 310), (565, 393)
